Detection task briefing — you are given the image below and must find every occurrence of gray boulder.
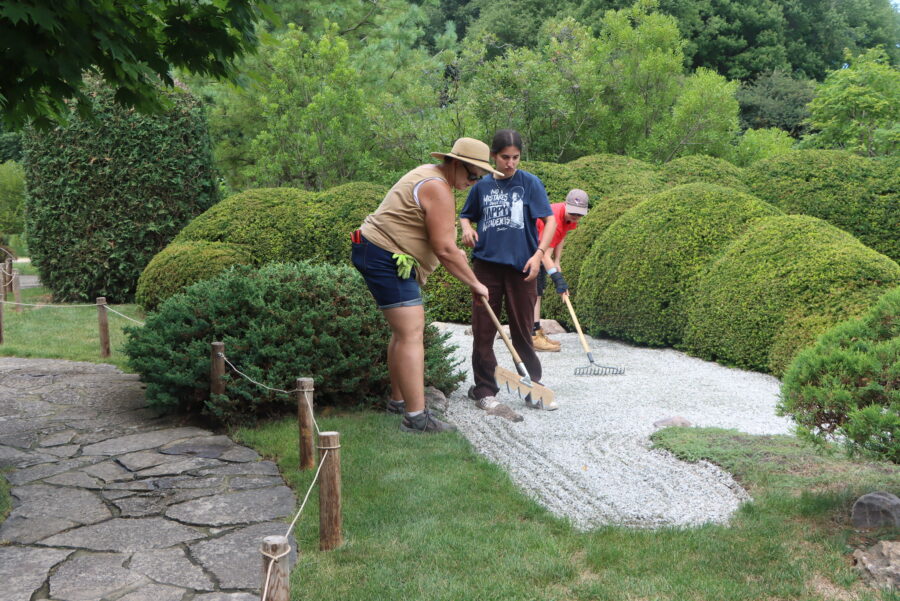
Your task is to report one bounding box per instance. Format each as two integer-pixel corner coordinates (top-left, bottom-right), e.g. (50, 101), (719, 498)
(851, 491), (900, 529)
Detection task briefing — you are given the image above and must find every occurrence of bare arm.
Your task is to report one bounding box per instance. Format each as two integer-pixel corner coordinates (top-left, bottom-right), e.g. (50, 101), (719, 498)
(420, 180), (488, 299)
(523, 214), (556, 281)
(553, 235), (566, 270)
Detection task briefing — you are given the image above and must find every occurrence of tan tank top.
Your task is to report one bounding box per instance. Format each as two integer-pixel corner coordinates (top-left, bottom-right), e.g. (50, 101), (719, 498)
(360, 164), (451, 285)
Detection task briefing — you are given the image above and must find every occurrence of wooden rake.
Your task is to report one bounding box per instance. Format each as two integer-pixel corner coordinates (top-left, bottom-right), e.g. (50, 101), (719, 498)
(563, 295), (625, 376)
(480, 296), (557, 410)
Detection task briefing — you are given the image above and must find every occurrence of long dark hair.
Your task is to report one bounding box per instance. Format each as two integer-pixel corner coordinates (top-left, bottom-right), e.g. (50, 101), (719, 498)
(491, 129), (523, 154)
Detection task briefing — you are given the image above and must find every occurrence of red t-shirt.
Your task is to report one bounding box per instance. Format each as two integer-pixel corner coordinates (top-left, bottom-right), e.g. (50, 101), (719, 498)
(536, 202), (578, 249)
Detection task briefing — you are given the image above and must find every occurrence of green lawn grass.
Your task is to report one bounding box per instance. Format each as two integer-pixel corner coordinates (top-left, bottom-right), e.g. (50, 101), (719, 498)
(0, 286), (142, 371)
(236, 415), (900, 601)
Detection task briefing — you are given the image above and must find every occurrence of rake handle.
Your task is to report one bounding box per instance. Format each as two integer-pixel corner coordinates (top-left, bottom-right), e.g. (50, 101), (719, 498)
(479, 296), (526, 372)
(563, 295), (593, 355)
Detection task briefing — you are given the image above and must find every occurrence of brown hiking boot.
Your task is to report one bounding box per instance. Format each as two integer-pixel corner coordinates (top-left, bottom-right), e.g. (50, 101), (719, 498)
(532, 329), (560, 352)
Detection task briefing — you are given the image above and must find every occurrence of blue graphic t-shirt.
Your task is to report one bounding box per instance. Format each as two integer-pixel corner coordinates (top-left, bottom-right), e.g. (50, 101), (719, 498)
(459, 169), (552, 270)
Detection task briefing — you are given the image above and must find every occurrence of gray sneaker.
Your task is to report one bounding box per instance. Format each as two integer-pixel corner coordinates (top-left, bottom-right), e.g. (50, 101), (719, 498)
(386, 399), (405, 414)
(400, 410), (457, 434)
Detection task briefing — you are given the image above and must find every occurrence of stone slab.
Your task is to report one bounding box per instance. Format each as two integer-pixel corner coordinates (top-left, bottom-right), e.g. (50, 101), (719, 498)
(160, 435), (237, 458)
(129, 547), (215, 591)
(81, 427), (211, 456)
(41, 517), (205, 552)
(116, 583), (187, 601)
(0, 515), (79, 544)
(197, 461), (280, 477)
(39, 429), (77, 446)
(118, 449), (185, 471)
(136, 456), (223, 477)
(190, 522), (297, 590)
(49, 553), (148, 601)
(0, 546), (72, 601)
(166, 486), (296, 527)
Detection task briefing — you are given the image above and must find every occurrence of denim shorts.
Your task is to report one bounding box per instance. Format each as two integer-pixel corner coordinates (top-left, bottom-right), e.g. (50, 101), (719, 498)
(351, 233), (423, 310)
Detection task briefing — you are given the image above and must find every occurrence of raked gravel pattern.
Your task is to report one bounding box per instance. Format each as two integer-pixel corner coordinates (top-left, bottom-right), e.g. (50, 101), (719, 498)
(437, 322), (793, 530)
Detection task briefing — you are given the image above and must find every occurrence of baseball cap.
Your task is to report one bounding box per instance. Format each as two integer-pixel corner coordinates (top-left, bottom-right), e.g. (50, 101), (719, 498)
(565, 189), (589, 215)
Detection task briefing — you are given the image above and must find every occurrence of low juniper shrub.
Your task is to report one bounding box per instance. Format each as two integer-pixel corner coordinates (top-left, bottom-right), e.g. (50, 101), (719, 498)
(124, 261), (464, 425)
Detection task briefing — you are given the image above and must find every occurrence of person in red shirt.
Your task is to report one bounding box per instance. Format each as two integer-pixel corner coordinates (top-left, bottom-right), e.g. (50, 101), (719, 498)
(533, 189), (589, 351)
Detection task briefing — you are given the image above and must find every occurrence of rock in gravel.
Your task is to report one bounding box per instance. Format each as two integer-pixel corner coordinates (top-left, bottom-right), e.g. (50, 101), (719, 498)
(851, 491), (900, 529)
(853, 541), (900, 589)
(424, 386), (450, 414)
(653, 416), (692, 428)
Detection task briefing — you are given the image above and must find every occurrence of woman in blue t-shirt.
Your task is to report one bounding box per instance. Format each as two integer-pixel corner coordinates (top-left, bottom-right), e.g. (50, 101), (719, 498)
(459, 129), (558, 410)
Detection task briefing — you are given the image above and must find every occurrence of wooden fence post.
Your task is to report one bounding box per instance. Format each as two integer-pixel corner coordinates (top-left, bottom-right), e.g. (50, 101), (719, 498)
(96, 297), (110, 358)
(297, 378), (315, 470)
(259, 534), (291, 601)
(0, 299), (4, 344)
(210, 341), (225, 396)
(2, 258), (10, 301)
(11, 269), (20, 313)
(318, 431), (342, 551)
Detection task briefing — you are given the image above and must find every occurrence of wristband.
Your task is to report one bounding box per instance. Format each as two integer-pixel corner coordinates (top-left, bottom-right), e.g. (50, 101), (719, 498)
(536, 248), (545, 255)
(547, 267), (558, 275)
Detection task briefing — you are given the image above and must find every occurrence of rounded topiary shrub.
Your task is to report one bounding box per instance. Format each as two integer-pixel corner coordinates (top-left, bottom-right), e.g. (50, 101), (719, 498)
(135, 241), (254, 311)
(23, 78), (219, 302)
(578, 184), (782, 346)
(304, 181), (386, 264)
(174, 188), (316, 263)
(124, 261), (465, 424)
(662, 155), (748, 192)
(683, 215), (900, 375)
(779, 286), (900, 463)
(520, 161), (581, 202)
(566, 154), (668, 198)
(746, 150), (899, 262)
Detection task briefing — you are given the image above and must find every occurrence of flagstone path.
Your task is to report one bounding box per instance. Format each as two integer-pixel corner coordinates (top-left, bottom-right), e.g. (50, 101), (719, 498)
(0, 357), (296, 601)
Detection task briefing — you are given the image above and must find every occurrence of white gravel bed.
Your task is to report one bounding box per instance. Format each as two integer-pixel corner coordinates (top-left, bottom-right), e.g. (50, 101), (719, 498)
(437, 322), (793, 530)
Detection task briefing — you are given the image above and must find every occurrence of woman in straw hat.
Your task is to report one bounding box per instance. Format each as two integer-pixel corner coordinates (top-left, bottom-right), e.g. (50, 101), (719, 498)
(459, 129), (558, 411)
(351, 137), (502, 433)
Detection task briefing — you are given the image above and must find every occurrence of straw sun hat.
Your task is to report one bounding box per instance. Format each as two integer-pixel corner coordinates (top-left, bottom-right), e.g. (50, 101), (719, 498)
(431, 138), (504, 178)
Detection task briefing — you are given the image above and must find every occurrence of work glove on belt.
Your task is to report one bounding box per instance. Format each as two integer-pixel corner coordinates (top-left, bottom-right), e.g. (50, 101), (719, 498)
(550, 271), (568, 294)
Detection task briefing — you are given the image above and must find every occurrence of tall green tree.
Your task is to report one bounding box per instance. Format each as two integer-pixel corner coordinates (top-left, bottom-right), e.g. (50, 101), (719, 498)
(1, 0), (262, 129)
(802, 47), (900, 157)
(736, 69), (815, 136)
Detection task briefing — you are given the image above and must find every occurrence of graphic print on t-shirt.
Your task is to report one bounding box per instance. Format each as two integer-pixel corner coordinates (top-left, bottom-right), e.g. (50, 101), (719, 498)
(483, 185), (526, 231)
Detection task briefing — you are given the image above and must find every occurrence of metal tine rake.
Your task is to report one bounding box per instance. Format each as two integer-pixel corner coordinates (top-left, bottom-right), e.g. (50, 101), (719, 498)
(563, 295), (624, 376)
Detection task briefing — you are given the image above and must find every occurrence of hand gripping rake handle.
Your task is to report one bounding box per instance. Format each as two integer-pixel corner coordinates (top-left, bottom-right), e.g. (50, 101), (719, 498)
(480, 296), (532, 385)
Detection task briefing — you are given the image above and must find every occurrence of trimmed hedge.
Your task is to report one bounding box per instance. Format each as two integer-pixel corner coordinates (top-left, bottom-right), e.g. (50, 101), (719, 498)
(746, 150), (899, 262)
(578, 183), (783, 346)
(174, 187), (317, 263)
(135, 241), (254, 311)
(23, 78), (219, 302)
(682, 215), (900, 375)
(566, 154), (668, 198)
(124, 261), (465, 424)
(779, 286), (900, 463)
(661, 155), (748, 193)
(520, 160), (582, 202)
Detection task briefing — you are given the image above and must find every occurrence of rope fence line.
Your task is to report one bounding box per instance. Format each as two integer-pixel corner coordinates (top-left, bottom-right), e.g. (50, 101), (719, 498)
(219, 351), (321, 436)
(261, 449), (331, 600)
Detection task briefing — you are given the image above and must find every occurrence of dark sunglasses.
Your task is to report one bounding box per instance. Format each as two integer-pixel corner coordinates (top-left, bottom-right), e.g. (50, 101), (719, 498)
(463, 164), (482, 182)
